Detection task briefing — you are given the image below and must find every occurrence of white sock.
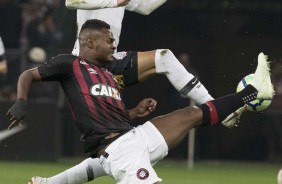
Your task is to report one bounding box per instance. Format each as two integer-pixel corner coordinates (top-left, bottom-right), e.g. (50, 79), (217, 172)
(278, 169), (282, 184)
(48, 158), (106, 184)
(155, 49), (213, 104)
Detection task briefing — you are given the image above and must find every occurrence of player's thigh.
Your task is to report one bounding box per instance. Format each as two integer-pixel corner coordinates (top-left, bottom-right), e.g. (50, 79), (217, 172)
(137, 50), (157, 81)
(150, 106), (202, 150)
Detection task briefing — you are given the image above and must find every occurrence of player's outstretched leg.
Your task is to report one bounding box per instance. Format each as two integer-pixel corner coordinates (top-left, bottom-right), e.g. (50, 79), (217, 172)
(152, 52), (274, 149)
(28, 158), (105, 184)
(250, 52), (274, 99)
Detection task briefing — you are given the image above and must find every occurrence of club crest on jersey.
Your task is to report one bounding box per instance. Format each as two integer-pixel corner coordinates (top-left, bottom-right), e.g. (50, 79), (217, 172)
(90, 84), (121, 100)
(113, 51), (127, 60)
(136, 168), (149, 180)
(114, 75), (125, 88)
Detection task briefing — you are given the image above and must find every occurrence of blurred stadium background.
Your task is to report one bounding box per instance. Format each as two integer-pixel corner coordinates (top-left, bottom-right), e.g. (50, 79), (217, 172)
(0, 0), (282, 183)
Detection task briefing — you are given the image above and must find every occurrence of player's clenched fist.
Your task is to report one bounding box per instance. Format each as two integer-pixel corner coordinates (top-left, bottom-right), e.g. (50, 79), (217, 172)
(129, 98), (157, 119)
(6, 98), (27, 129)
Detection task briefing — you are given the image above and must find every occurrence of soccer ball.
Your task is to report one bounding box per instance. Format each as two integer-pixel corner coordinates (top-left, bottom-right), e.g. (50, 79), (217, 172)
(236, 74), (272, 112)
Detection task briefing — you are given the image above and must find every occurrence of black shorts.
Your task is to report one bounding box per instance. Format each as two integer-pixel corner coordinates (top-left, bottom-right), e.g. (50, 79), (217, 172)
(106, 51), (138, 88)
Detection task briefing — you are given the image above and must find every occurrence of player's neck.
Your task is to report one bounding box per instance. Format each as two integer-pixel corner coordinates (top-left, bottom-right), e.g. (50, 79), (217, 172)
(78, 55), (105, 68)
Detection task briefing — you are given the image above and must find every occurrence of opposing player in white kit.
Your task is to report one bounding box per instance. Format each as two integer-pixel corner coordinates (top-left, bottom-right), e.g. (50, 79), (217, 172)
(66, 0), (213, 104)
(67, 0), (167, 55)
(66, 0), (245, 123)
(27, 0), (243, 183)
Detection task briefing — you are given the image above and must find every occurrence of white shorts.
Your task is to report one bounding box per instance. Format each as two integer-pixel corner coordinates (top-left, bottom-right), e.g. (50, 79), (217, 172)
(99, 121), (168, 184)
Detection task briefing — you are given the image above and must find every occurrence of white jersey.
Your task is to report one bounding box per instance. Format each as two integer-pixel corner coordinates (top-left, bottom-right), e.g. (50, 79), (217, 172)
(0, 37), (5, 56)
(72, 8), (125, 56)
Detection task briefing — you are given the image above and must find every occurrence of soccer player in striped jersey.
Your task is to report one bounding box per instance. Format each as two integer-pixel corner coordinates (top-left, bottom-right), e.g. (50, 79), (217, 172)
(24, 0), (220, 182)
(7, 19), (274, 184)
(26, 1), (218, 182)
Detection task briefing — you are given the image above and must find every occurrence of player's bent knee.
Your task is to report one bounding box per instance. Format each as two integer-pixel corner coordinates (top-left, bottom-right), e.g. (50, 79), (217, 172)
(156, 49), (173, 55)
(156, 49), (175, 62)
(155, 49), (180, 74)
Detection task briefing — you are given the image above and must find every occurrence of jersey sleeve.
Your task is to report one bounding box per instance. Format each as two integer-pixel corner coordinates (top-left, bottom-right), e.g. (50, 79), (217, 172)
(38, 54), (75, 81)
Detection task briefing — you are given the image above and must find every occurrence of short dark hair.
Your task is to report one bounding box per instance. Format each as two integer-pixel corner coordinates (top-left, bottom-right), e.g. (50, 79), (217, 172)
(80, 19), (111, 32)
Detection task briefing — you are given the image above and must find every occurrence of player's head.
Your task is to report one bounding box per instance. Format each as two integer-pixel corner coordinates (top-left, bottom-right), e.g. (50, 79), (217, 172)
(78, 19), (116, 65)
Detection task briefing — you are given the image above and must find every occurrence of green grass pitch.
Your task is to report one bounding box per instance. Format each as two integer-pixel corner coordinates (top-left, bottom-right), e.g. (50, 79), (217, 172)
(0, 159), (280, 184)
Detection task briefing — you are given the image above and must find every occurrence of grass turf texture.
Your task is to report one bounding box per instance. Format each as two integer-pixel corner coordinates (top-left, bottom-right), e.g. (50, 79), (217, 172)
(0, 159), (280, 184)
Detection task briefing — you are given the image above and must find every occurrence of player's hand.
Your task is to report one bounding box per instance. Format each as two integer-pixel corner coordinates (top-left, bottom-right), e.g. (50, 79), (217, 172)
(117, 0), (130, 6)
(6, 99), (27, 129)
(221, 105), (247, 128)
(129, 98), (157, 119)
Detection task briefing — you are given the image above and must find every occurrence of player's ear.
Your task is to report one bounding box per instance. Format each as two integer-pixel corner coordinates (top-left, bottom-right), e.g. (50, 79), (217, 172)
(86, 38), (94, 49)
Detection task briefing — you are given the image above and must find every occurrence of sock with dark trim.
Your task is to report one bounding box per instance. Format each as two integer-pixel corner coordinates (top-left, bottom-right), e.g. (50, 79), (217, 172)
(199, 85), (258, 126)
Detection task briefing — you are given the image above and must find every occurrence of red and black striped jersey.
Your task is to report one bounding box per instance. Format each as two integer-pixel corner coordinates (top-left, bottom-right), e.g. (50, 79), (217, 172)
(38, 54), (134, 156)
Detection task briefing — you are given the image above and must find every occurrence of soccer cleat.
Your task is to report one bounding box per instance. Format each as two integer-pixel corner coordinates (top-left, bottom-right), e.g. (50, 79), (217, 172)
(221, 106), (246, 128)
(28, 176), (49, 184)
(250, 52), (274, 100)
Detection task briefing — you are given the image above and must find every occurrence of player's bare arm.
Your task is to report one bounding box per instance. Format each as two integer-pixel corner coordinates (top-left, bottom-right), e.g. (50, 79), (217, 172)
(6, 67), (41, 130)
(128, 98), (157, 119)
(65, 0), (128, 10)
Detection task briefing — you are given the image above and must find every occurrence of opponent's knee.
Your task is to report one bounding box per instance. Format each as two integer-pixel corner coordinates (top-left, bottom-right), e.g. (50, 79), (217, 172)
(155, 49), (195, 90)
(155, 49), (177, 73)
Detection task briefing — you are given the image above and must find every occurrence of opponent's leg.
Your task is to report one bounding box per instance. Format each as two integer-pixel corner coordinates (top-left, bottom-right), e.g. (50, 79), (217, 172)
(137, 49), (213, 104)
(28, 158), (106, 184)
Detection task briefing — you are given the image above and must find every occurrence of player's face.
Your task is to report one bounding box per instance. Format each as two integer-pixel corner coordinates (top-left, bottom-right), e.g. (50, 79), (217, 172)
(94, 29), (116, 64)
